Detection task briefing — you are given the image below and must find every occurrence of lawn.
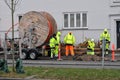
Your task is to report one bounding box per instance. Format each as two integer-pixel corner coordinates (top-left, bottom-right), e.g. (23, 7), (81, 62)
(0, 67), (120, 80)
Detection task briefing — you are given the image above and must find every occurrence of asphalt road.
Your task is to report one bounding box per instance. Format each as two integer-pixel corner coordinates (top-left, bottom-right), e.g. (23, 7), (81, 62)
(7, 59), (120, 69)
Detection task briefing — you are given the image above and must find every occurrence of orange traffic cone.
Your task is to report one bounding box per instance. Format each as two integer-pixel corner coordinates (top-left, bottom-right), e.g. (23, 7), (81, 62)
(111, 43), (115, 61)
(57, 48), (62, 61)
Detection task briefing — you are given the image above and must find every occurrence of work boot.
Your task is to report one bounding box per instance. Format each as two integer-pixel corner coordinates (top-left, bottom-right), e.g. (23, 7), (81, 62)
(106, 51), (108, 55)
(104, 52), (108, 57)
(72, 56), (76, 60)
(50, 57), (53, 60)
(54, 57), (58, 60)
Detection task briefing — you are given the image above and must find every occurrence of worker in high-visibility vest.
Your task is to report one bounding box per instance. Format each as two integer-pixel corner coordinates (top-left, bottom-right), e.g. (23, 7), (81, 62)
(87, 39), (95, 55)
(55, 31), (61, 57)
(49, 34), (57, 59)
(64, 32), (75, 56)
(100, 28), (110, 54)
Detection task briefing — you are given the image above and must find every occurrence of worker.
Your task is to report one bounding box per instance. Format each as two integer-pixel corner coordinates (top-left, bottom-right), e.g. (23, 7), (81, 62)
(87, 39), (95, 55)
(55, 31), (61, 57)
(100, 28), (110, 55)
(64, 32), (75, 56)
(49, 34), (57, 59)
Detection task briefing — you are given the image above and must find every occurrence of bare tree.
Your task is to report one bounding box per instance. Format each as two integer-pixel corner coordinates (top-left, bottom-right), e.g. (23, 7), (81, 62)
(4, 0), (22, 72)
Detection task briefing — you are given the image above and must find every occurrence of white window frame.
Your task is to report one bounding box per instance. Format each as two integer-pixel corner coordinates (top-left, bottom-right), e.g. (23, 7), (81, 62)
(110, 0), (120, 7)
(63, 12), (88, 29)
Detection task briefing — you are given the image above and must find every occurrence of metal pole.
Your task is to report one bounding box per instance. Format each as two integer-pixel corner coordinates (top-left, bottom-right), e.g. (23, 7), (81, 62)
(4, 41), (7, 60)
(4, 33), (7, 60)
(11, 0), (15, 72)
(102, 38), (105, 68)
(19, 34), (22, 59)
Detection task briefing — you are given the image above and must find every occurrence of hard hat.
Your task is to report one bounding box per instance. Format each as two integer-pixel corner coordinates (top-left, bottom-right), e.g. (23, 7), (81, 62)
(91, 39), (94, 42)
(57, 31), (61, 35)
(104, 28), (107, 32)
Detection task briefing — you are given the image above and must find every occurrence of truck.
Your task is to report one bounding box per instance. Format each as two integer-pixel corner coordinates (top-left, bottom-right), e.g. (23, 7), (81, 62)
(18, 11), (57, 60)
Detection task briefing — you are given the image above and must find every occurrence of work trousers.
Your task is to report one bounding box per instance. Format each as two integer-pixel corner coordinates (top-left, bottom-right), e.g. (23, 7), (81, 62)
(50, 48), (55, 58)
(65, 45), (74, 56)
(105, 42), (110, 54)
(50, 46), (59, 58)
(106, 43), (109, 50)
(87, 47), (95, 55)
(55, 45), (59, 57)
(87, 50), (94, 55)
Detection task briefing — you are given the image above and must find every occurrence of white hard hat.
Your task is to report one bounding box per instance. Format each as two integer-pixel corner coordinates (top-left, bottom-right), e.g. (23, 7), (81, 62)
(91, 39), (94, 42)
(104, 28), (107, 32)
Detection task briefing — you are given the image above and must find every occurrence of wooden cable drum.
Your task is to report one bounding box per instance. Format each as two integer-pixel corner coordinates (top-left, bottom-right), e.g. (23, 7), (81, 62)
(19, 11), (57, 48)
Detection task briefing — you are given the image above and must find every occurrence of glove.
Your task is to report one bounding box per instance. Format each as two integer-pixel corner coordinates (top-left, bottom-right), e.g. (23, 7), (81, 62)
(55, 44), (58, 46)
(51, 47), (55, 49)
(87, 48), (92, 51)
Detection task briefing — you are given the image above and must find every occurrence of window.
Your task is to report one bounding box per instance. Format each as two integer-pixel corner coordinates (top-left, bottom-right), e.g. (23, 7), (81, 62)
(64, 14), (68, 27)
(70, 14), (74, 27)
(82, 13), (87, 27)
(63, 12), (87, 29)
(18, 15), (22, 22)
(76, 14), (80, 27)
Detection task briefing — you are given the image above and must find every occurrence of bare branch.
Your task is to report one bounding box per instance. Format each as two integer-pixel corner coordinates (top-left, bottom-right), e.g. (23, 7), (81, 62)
(15, 0), (20, 5)
(4, 0), (22, 13)
(14, 0), (22, 11)
(4, 0), (12, 10)
(13, 0), (19, 11)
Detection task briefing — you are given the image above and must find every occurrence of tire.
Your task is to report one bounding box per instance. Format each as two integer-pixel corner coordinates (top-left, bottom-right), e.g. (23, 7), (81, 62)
(29, 49), (38, 60)
(21, 49), (28, 60)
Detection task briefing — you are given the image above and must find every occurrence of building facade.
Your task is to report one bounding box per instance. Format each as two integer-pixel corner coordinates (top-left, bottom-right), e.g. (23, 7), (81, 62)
(0, 0), (120, 49)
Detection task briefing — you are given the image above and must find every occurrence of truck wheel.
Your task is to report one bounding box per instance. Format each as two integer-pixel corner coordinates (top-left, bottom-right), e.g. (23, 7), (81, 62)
(29, 49), (38, 60)
(21, 49), (28, 60)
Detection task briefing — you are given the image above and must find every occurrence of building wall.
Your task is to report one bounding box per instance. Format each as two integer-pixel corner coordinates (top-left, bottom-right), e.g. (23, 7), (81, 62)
(109, 0), (120, 49)
(0, 0), (120, 49)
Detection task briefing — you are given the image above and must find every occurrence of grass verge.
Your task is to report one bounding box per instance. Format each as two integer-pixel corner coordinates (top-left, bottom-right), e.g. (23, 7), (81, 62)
(0, 67), (120, 80)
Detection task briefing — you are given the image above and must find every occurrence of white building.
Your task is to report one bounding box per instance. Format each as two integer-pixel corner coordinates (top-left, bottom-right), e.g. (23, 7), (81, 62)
(0, 0), (120, 49)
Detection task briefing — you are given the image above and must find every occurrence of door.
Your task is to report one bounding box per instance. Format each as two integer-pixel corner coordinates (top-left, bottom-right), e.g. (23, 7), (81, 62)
(116, 21), (120, 48)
